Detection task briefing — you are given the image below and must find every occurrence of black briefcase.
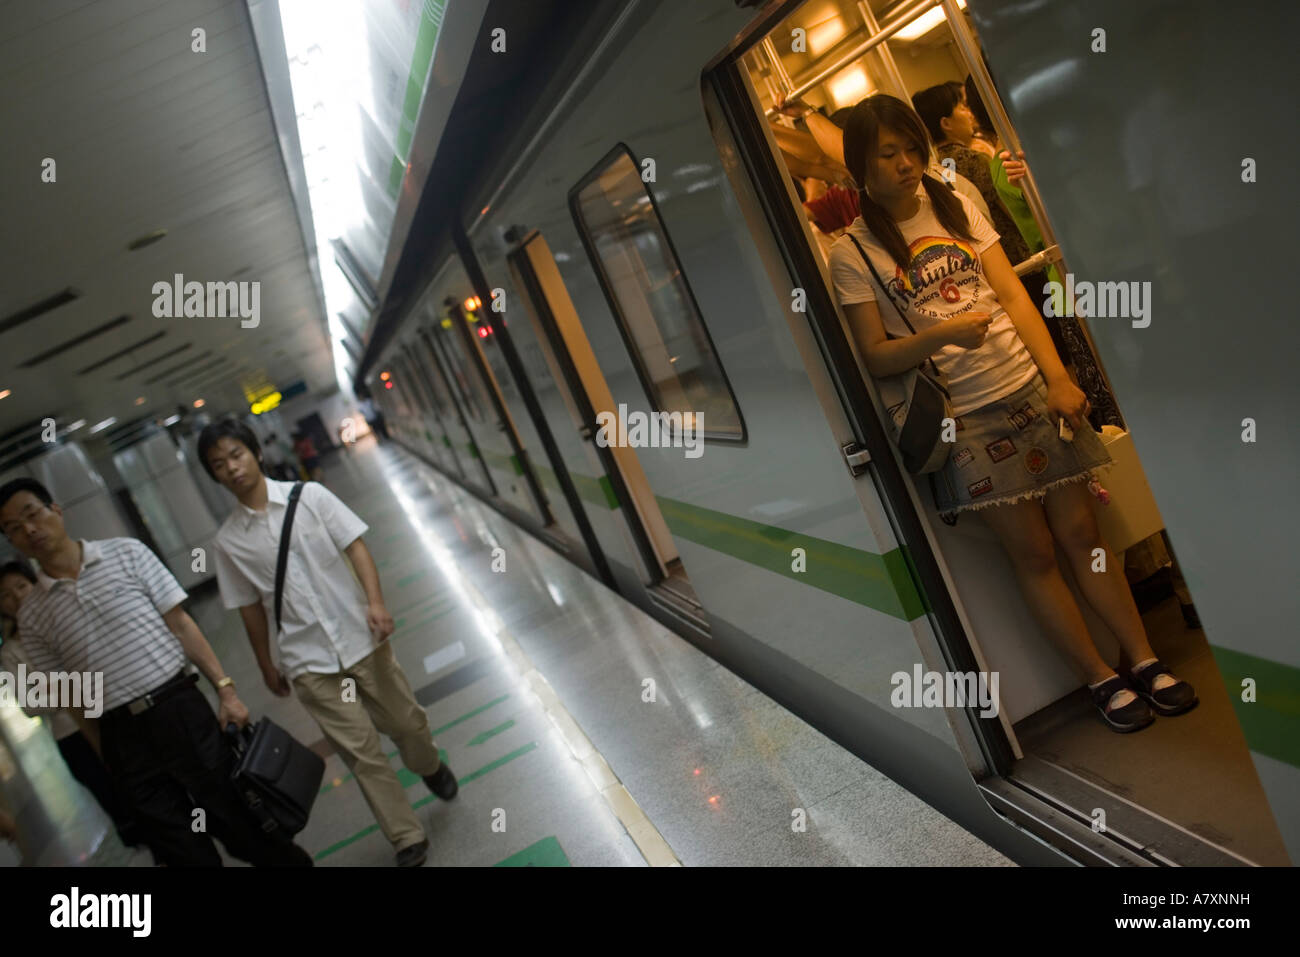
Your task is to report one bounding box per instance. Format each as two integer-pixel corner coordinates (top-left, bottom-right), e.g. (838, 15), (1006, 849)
(225, 717), (325, 836)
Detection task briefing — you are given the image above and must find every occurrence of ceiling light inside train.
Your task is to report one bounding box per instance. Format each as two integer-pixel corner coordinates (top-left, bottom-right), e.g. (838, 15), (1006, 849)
(807, 16), (846, 55)
(0, 389), (10, 400)
(893, 0), (966, 41)
(381, 371), (390, 381)
(193, 398), (205, 408)
(829, 66), (870, 108)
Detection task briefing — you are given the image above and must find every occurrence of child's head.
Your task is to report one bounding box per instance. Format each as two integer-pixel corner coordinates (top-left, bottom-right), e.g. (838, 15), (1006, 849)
(0, 560), (37, 624)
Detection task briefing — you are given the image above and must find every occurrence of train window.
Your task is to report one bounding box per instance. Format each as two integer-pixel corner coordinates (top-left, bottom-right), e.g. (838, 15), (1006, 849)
(569, 144), (744, 441)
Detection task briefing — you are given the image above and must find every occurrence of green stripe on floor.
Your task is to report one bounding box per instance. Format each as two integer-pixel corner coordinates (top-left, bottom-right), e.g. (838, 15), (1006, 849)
(494, 835), (571, 867)
(319, 696), (510, 795)
(313, 742), (537, 861)
(468, 719), (515, 746)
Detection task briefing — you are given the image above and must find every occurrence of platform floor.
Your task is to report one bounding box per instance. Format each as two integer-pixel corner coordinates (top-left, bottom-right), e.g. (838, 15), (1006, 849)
(143, 438), (1013, 867)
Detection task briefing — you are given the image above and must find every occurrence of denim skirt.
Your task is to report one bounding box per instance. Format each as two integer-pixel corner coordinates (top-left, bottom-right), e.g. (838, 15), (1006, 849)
(930, 373), (1113, 514)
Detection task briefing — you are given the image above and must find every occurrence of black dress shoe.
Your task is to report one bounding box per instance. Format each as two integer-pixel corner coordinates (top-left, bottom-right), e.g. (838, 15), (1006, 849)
(1090, 675), (1154, 733)
(424, 763), (459, 800)
(1130, 660), (1198, 716)
(396, 839), (429, 868)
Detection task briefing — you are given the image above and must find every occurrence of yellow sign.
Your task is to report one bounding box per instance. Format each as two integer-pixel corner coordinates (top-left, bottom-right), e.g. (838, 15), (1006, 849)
(250, 392), (282, 415)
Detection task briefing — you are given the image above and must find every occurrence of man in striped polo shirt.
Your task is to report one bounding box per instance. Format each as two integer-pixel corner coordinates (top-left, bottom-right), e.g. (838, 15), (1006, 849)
(0, 477), (312, 867)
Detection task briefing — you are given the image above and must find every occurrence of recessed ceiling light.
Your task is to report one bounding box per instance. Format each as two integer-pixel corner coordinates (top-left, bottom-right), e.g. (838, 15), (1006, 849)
(193, 398), (205, 408)
(0, 389), (10, 400)
(126, 228), (168, 251)
(134, 396), (146, 405)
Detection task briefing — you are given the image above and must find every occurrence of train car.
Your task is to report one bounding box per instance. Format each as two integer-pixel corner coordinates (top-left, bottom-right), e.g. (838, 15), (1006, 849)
(364, 0), (1297, 866)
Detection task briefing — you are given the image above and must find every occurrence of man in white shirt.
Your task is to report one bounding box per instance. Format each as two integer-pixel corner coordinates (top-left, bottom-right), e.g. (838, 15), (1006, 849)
(0, 478), (312, 867)
(199, 419), (457, 868)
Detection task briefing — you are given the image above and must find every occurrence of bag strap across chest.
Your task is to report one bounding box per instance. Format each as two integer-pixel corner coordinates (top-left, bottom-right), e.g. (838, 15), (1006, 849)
(846, 234), (945, 383)
(273, 482), (305, 633)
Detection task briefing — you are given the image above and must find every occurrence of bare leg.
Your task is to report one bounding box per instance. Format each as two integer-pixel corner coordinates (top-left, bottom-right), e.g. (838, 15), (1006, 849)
(1042, 480), (1157, 668)
(978, 497), (1114, 685)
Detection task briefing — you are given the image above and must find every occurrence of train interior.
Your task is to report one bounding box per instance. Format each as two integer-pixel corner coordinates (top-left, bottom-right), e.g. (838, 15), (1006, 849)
(729, 0), (1288, 865)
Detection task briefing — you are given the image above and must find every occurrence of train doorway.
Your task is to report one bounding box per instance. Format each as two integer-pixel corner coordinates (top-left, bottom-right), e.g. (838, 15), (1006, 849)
(506, 230), (705, 618)
(417, 318), (498, 495)
(392, 345), (465, 479)
(711, 0), (1290, 865)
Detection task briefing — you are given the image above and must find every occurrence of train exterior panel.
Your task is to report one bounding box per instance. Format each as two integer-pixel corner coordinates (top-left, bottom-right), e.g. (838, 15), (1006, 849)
(370, 0), (1297, 865)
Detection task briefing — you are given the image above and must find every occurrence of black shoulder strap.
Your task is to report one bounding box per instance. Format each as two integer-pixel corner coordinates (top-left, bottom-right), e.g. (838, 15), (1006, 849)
(273, 482), (305, 633)
(847, 233), (918, 336)
(846, 233), (943, 380)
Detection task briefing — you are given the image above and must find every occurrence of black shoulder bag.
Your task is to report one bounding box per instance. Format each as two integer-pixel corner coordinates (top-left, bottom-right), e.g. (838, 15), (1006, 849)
(846, 235), (954, 474)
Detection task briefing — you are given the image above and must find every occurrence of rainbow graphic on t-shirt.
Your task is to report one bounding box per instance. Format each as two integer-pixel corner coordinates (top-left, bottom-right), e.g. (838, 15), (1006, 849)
(888, 236), (979, 299)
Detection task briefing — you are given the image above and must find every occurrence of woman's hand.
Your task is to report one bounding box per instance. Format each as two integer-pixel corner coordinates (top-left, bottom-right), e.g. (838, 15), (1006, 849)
(945, 312), (992, 349)
(1046, 377), (1091, 431)
(774, 95), (813, 119)
(999, 149), (1028, 185)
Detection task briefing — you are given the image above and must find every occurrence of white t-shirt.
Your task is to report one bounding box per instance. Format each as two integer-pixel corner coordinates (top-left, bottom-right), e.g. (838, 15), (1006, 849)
(828, 188), (1038, 415)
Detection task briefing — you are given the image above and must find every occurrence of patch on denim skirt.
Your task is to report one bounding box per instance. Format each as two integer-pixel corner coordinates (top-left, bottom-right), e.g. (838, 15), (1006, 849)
(1025, 447), (1050, 475)
(953, 447), (975, 468)
(968, 476), (993, 497)
(985, 436), (1017, 462)
(1007, 403), (1040, 431)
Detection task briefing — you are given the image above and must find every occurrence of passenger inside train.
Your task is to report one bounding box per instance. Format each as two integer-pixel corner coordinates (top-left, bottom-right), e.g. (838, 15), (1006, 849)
(827, 93), (1194, 733)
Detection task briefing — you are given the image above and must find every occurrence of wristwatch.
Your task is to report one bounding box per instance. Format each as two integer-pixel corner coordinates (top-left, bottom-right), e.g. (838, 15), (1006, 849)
(215, 676), (236, 691)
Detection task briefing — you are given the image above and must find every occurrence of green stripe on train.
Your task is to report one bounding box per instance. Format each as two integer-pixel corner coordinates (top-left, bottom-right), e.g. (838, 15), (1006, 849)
(655, 496), (926, 622)
(1209, 646), (1300, 770)
(534, 463), (618, 510)
(392, 440), (1300, 768)
(387, 2), (446, 197)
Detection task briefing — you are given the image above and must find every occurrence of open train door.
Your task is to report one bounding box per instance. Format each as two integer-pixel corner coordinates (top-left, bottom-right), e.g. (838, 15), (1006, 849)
(965, 0), (1300, 862)
(705, 0), (1295, 865)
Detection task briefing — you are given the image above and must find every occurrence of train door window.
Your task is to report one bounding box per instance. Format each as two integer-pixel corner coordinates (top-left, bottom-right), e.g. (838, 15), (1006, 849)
(569, 144), (745, 442)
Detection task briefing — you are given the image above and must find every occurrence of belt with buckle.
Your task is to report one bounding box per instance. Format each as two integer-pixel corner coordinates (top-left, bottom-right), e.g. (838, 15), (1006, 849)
(113, 671), (199, 718)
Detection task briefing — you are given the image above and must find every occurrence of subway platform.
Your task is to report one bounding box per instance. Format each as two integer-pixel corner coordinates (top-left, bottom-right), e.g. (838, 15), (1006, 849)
(73, 439), (1013, 867)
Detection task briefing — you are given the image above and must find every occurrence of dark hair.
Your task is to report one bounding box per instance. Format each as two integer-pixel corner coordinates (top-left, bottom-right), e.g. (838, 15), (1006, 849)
(196, 418), (263, 481)
(910, 82), (965, 145)
(0, 560), (37, 586)
(0, 477), (53, 513)
(828, 107), (854, 130)
(964, 75), (993, 135)
(842, 94), (973, 271)
(790, 175), (807, 203)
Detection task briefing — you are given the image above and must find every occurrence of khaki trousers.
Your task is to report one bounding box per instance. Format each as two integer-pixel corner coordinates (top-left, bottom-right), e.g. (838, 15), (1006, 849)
(293, 642), (441, 851)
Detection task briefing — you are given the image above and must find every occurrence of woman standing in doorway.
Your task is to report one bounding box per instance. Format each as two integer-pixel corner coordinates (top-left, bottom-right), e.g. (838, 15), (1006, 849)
(827, 96), (1196, 732)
